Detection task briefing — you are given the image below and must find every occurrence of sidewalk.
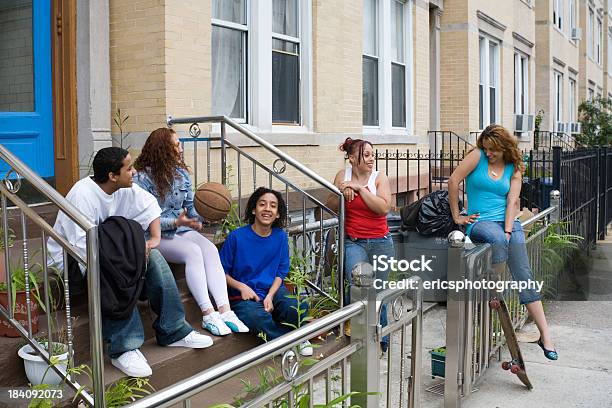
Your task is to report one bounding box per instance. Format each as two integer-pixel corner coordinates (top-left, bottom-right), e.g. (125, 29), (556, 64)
(420, 227), (612, 408)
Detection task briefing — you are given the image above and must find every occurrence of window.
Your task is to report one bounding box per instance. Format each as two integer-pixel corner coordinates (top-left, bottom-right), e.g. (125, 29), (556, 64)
(514, 53), (528, 115)
(588, 87), (595, 100)
(569, 0), (576, 36)
(391, 0), (406, 128)
(596, 18), (602, 64)
(553, 0), (562, 30)
(361, 0), (413, 132)
(479, 35), (499, 129)
(272, 0), (300, 124)
(568, 78), (576, 123)
(362, 0), (379, 126)
(212, 0), (248, 121)
(609, 31), (612, 73)
(553, 71), (563, 128)
(588, 7), (594, 58)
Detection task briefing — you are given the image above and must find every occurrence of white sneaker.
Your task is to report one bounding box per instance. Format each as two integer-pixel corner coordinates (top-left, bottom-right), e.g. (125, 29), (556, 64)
(220, 310), (250, 333)
(111, 349), (152, 378)
(298, 340), (313, 357)
(168, 331), (213, 348)
(202, 311), (232, 336)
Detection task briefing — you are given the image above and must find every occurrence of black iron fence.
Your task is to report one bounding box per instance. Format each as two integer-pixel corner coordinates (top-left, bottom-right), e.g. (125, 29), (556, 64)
(375, 145), (612, 246)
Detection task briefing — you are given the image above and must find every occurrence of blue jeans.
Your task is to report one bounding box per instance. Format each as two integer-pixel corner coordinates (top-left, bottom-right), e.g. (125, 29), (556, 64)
(102, 249), (193, 358)
(469, 220), (541, 305)
(231, 286), (309, 341)
(344, 234), (394, 350)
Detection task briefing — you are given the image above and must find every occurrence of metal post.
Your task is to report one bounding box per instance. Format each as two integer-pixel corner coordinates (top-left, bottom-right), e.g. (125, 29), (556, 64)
(552, 146), (562, 191)
(86, 227), (106, 407)
(350, 262), (380, 408)
(409, 280), (423, 408)
(445, 231), (466, 408)
(550, 190), (560, 224)
(221, 121), (227, 186)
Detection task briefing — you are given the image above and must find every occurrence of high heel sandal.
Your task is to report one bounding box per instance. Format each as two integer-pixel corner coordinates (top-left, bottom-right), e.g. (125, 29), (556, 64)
(537, 338), (558, 361)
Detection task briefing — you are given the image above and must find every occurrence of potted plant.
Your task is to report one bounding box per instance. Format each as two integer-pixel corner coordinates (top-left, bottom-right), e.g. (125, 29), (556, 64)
(0, 262), (45, 337)
(18, 338), (69, 386)
(430, 346), (446, 378)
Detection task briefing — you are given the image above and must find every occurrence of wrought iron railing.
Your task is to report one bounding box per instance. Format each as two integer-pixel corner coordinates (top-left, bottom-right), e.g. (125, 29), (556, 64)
(0, 145), (103, 406)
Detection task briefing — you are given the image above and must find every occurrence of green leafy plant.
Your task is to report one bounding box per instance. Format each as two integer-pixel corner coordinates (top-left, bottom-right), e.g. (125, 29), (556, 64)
(112, 108), (132, 150)
(577, 96), (612, 146)
(0, 260), (63, 313)
(215, 165), (246, 242)
(534, 109), (544, 133)
(0, 225), (15, 251)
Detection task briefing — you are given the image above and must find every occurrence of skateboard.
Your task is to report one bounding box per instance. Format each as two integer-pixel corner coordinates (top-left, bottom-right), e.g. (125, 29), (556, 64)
(489, 297), (533, 390)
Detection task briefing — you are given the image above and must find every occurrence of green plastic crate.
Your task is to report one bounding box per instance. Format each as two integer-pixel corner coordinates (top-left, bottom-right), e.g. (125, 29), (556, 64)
(430, 347), (446, 378)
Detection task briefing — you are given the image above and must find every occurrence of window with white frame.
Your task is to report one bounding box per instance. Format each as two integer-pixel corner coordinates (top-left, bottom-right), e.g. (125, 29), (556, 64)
(514, 52), (528, 115)
(588, 7), (594, 58)
(596, 17), (602, 64)
(554, 71), (563, 128)
(272, 0), (300, 124)
(568, 78), (576, 123)
(362, 0), (378, 126)
(361, 0), (413, 132)
(479, 35), (499, 130)
(391, 0), (406, 128)
(212, 0), (248, 121)
(588, 87), (595, 100)
(569, 0), (576, 36)
(553, 0), (562, 30)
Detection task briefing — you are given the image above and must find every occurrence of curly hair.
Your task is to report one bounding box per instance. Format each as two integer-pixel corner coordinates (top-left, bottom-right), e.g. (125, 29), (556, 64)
(243, 187), (287, 228)
(476, 124), (525, 173)
(92, 147), (129, 183)
(339, 137), (373, 165)
(134, 127), (187, 198)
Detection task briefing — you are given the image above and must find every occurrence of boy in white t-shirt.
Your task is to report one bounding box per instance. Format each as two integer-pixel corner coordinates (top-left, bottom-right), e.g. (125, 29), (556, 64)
(48, 147), (212, 378)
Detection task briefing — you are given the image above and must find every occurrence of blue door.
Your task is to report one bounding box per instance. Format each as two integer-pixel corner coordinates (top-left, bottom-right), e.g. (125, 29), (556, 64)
(0, 0), (54, 177)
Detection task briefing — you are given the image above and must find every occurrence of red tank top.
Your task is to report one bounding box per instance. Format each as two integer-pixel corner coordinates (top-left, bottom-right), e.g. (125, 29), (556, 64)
(344, 169), (389, 238)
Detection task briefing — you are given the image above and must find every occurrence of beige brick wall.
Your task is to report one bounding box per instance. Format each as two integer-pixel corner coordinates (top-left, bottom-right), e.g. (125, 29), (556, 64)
(110, 0), (167, 133)
(412, 0), (430, 136)
(312, 0), (362, 134)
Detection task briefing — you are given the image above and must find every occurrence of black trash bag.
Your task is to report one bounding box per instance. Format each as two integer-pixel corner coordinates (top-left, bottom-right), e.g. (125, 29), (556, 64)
(400, 195), (427, 231)
(415, 190), (463, 236)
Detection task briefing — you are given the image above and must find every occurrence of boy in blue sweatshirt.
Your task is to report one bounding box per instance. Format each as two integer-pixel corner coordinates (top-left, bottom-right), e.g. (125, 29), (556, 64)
(220, 187), (312, 355)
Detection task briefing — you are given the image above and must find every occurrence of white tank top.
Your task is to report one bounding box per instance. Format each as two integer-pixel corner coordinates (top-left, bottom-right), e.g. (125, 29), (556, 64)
(344, 167), (378, 195)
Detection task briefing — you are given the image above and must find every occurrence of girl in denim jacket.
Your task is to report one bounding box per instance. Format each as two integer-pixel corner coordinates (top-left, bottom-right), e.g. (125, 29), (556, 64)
(134, 128), (248, 337)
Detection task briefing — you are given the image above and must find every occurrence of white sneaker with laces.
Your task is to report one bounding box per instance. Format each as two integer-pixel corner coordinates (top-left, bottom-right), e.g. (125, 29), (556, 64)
(111, 349), (152, 378)
(168, 331), (213, 348)
(298, 340), (313, 357)
(220, 310), (250, 333)
(202, 311), (232, 336)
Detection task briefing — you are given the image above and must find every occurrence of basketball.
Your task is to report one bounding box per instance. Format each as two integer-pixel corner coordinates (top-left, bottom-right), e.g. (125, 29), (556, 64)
(194, 182), (232, 221)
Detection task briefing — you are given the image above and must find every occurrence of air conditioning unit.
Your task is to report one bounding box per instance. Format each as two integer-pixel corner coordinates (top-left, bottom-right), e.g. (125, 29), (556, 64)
(569, 122), (582, 134)
(514, 114), (534, 133)
(571, 27), (582, 41)
(555, 122), (568, 133)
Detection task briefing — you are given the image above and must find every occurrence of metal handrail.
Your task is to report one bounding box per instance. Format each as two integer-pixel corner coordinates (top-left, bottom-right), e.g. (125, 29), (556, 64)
(167, 116), (340, 194)
(126, 302), (365, 408)
(0, 144), (104, 407)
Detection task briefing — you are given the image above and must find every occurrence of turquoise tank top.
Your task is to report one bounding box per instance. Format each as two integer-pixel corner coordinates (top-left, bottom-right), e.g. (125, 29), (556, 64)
(465, 149), (515, 235)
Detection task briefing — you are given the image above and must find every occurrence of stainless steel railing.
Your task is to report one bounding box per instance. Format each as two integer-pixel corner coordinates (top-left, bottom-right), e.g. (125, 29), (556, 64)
(167, 116), (345, 307)
(126, 271), (423, 408)
(0, 145), (103, 406)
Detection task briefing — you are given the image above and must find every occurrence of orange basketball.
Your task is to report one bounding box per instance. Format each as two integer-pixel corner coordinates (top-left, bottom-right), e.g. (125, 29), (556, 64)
(194, 182), (232, 221)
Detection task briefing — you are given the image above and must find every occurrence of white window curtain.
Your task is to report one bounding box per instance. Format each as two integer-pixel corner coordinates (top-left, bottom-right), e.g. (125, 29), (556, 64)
(588, 8), (594, 58)
(514, 53), (528, 115)
(597, 18), (602, 64)
(569, 78), (576, 123)
(272, 0), (300, 124)
(363, 0), (379, 126)
(554, 71), (563, 127)
(212, 0), (247, 120)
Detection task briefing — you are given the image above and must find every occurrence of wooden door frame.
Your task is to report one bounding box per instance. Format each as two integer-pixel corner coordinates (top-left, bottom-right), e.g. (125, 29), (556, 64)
(52, 0), (78, 195)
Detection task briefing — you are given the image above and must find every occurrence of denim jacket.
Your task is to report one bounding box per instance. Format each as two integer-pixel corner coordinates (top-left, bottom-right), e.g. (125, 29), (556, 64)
(133, 167), (202, 239)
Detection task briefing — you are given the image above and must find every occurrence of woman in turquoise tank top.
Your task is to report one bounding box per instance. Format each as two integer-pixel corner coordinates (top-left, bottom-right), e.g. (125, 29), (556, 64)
(448, 125), (558, 361)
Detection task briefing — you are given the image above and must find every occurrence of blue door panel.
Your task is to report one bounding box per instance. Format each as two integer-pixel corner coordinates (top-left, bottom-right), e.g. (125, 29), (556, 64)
(0, 0), (54, 177)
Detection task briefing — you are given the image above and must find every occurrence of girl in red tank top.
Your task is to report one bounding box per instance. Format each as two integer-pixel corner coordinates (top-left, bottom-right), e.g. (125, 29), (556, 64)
(333, 138), (394, 353)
